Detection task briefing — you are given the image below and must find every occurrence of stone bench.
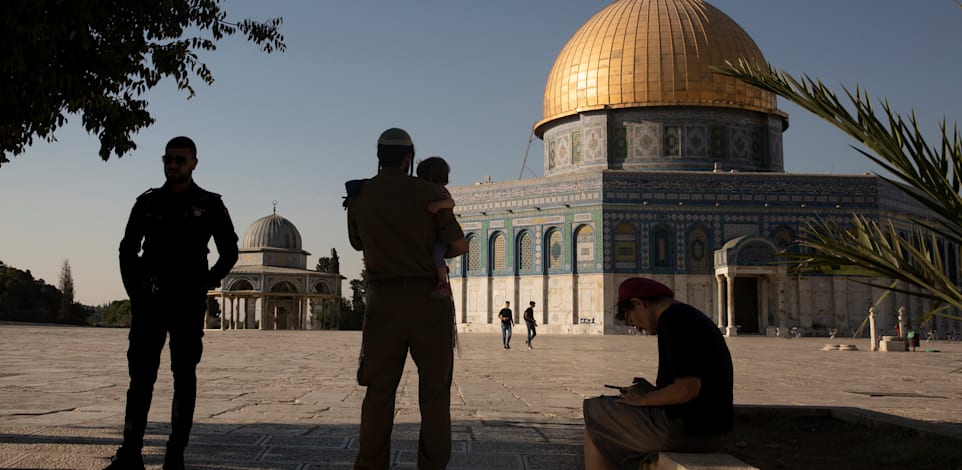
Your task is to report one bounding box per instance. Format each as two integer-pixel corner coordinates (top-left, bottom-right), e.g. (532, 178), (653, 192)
(641, 452), (758, 470)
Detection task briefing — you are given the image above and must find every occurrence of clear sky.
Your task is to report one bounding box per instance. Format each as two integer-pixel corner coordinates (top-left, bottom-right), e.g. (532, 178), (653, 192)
(2, 1), (961, 306)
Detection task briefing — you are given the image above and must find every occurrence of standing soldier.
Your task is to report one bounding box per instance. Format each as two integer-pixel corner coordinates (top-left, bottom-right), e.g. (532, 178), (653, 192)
(347, 128), (467, 470)
(106, 136), (238, 470)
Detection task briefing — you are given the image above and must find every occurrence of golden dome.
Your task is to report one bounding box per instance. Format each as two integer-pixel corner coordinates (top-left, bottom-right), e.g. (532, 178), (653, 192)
(535, 0), (782, 136)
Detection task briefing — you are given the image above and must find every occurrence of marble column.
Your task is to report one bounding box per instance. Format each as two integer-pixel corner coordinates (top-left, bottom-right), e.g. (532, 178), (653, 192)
(726, 273), (737, 337)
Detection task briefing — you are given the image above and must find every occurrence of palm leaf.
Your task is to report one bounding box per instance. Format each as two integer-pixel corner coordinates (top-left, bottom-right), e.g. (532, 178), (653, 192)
(718, 60), (962, 324)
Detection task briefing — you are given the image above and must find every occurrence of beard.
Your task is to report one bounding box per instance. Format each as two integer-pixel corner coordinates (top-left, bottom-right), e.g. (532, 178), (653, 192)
(166, 172), (191, 185)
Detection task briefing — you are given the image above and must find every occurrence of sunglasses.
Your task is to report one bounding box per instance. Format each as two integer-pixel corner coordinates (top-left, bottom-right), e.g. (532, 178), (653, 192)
(161, 154), (191, 165)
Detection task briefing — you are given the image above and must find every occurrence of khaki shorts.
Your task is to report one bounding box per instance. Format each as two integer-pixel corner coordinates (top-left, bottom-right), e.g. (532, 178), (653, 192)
(583, 396), (722, 470)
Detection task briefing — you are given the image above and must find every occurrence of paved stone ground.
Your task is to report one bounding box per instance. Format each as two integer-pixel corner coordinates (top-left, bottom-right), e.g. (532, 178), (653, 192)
(1, 323), (961, 469)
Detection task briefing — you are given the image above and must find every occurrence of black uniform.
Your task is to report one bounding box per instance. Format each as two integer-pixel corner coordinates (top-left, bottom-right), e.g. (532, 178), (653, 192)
(117, 182), (238, 456)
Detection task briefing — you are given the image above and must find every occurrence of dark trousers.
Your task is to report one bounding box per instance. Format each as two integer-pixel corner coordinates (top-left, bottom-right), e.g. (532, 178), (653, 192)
(525, 320), (537, 345)
(501, 322), (513, 347)
(120, 293), (206, 454)
(355, 281), (454, 470)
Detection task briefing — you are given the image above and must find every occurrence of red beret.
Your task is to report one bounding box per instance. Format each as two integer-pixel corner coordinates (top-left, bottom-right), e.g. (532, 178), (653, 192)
(617, 278), (674, 303)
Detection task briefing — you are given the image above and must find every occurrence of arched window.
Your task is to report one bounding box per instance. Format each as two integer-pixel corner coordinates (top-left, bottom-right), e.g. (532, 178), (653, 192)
(687, 225), (709, 270)
(229, 279), (255, 291)
(517, 231), (535, 274)
(489, 232), (506, 274)
(464, 234), (480, 275)
(574, 225), (595, 273)
(651, 224), (673, 271)
(546, 229), (563, 273)
(614, 223), (638, 271)
(313, 282), (330, 294)
(270, 280), (297, 293)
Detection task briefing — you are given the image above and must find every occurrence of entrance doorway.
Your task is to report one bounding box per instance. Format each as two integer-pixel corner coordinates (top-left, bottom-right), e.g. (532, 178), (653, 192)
(733, 277), (760, 333)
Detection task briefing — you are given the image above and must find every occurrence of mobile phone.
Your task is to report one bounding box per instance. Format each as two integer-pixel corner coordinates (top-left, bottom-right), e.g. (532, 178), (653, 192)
(603, 384), (624, 390)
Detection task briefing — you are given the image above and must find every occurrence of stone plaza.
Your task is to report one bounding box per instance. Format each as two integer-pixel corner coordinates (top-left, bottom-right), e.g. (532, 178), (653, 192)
(1, 323), (961, 469)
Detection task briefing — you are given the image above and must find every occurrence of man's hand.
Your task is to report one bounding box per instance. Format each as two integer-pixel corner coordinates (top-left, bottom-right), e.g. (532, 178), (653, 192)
(610, 377), (656, 407)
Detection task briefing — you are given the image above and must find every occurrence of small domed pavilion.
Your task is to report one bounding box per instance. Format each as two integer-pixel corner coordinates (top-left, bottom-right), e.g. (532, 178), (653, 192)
(211, 205), (342, 330)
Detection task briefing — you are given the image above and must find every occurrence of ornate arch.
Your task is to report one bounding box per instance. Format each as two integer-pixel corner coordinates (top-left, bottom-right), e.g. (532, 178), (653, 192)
(545, 228), (564, 273)
(489, 231), (506, 275)
(516, 230), (536, 275)
(687, 224), (710, 271)
(651, 223), (674, 271)
(464, 234), (480, 276)
(574, 224), (595, 273)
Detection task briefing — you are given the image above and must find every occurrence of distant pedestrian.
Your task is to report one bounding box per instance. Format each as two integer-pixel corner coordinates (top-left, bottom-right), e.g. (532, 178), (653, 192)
(107, 136), (239, 470)
(499, 301), (514, 349)
(523, 301), (538, 349)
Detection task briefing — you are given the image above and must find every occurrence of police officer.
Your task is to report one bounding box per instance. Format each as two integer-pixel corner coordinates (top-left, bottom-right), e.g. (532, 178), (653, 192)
(347, 128), (467, 470)
(106, 136), (238, 470)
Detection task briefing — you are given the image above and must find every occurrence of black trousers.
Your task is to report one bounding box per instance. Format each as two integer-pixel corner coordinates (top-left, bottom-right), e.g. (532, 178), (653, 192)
(121, 292), (206, 453)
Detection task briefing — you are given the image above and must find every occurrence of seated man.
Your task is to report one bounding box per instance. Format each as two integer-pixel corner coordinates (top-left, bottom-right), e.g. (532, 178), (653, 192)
(583, 278), (733, 470)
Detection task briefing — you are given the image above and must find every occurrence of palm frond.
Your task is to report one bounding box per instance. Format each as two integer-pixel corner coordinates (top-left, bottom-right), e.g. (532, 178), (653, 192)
(718, 60), (962, 323)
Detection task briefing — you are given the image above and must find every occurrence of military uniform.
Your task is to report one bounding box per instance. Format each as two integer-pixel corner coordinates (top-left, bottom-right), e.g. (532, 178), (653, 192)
(347, 167), (464, 470)
(117, 182), (238, 459)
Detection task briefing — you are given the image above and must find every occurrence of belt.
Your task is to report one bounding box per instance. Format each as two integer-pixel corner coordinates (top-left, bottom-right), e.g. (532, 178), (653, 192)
(368, 277), (436, 288)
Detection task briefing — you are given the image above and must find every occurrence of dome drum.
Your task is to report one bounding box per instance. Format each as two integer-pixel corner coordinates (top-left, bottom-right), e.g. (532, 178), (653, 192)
(542, 107), (783, 176)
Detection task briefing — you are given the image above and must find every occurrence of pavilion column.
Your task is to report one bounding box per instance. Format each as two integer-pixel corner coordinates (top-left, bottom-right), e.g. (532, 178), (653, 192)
(776, 272), (786, 336)
(303, 297), (310, 330)
(715, 274), (725, 327)
(257, 297), (265, 330)
(726, 273), (737, 337)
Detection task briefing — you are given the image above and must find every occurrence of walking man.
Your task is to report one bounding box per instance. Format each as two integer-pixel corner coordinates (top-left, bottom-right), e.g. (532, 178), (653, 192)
(499, 301), (514, 349)
(523, 301), (538, 349)
(107, 136), (238, 470)
(347, 128), (468, 469)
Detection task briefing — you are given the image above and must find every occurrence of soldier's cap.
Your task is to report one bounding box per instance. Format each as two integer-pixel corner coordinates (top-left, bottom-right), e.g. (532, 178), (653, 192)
(378, 128), (413, 146)
(615, 278), (674, 320)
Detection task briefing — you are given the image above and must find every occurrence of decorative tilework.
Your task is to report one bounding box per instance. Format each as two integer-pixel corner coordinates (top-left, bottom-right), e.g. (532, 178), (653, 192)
(491, 233), (506, 272)
(518, 231), (535, 273)
(557, 134), (571, 168)
(651, 224), (672, 270)
(575, 225), (595, 273)
(750, 130), (762, 162)
(731, 128), (749, 160)
(664, 126), (681, 158)
(611, 127), (628, 163)
(710, 126), (727, 160)
(685, 125), (707, 158)
(585, 126), (605, 162)
(688, 225), (709, 270)
(546, 230), (563, 273)
(466, 235), (480, 274)
(572, 131), (582, 164)
(629, 122), (660, 160)
(548, 139), (557, 170)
